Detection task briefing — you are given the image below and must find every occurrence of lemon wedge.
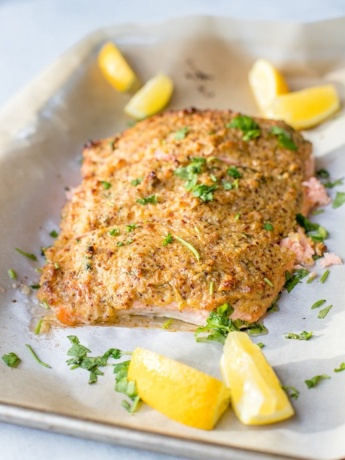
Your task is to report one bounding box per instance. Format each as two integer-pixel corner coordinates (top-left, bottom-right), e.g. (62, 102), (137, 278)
(98, 42), (138, 92)
(128, 347), (230, 430)
(265, 84), (340, 130)
(248, 59), (289, 111)
(124, 74), (173, 119)
(220, 331), (294, 425)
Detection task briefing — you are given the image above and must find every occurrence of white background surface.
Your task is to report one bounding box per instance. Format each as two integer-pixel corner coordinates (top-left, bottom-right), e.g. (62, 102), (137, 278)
(1, 1), (345, 460)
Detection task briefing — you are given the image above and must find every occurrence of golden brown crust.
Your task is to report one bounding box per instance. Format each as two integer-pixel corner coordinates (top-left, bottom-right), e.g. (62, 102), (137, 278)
(38, 109), (312, 327)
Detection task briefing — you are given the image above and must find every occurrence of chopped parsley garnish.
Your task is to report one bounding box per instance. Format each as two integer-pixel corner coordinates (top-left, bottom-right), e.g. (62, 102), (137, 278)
(285, 331), (313, 340)
(332, 191), (345, 209)
(267, 299), (279, 314)
(270, 126), (297, 151)
(232, 179), (239, 189)
(113, 361), (141, 413)
(311, 299), (326, 309)
(162, 319), (173, 329)
(209, 281), (214, 295)
(296, 213), (320, 232)
(174, 157), (206, 182)
(234, 213), (240, 221)
(195, 303), (267, 344)
(117, 241), (125, 247)
(282, 386), (300, 400)
(101, 181), (112, 190)
(247, 324), (268, 337)
(305, 374), (330, 389)
(312, 209), (324, 216)
(227, 115), (261, 141)
(307, 273), (317, 284)
(296, 213), (328, 242)
(162, 232), (173, 246)
(263, 222), (274, 231)
(30, 284), (40, 289)
(40, 300), (50, 309)
(15, 248), (37, 261)
(85, 263), (92, 271)
(66, 335), (124, 384)
(2, 352), (21, 368)
(126, 223), (138, 232)
(264, 277), (273, 287)
(222, 181), (233, 190)
(66, 336), (140, 412)
(316, 169), (343, 188)
(227, 166), (242, 179)
(8, 268), (17, 280)
(130, 177), (143, 186)
(66, 335), (92, 370)
(25, 344), (51, 369)
(257, 342), (265, 349)
(284, 269), (309, 293)
(316, 169), (330, 179)
(109, 228), (120, 236)
(41, 246), (50, 257)
(174, 127), (189, 140)
(334, 363), (345, 373)
(324, 178), (343, 188)
(317, 304), (333, 319)
(195, 303), (236, 344)
(136, 194), (158, 205)
(319, 269), (330, 284)
(34, 319), (43, 335)
(191, 184), (217, 202)
(174, 235), (200, 261)
(49, 230), (58, 238)
(174, 158), (218, 202)
(310, 226), (328, 242)
(242, 130), (260, 141)
(236, 319), (269, 336)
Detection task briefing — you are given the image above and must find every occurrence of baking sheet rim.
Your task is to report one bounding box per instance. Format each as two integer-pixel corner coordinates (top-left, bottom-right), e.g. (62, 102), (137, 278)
(0, 401), (303, 460)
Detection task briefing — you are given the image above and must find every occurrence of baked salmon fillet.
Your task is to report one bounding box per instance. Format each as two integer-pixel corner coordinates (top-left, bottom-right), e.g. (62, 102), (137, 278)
(38, 108), (313, 327)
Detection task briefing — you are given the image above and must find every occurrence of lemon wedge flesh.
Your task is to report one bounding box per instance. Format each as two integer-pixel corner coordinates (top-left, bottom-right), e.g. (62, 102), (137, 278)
(98, 42), (138, 92)
(248, 59), (289, 111)
(124, 74), (173, 119)
(128, 347), (231, 430)
(266, 84), (340, 130)
(220, 331), (294, 425)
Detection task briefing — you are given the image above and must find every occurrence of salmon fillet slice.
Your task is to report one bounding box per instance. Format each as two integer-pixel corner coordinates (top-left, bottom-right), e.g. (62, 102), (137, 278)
(38, 108), (312, 327)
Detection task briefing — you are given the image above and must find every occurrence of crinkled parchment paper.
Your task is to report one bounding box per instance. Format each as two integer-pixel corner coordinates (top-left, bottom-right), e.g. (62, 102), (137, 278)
(0, 16), (345, 460)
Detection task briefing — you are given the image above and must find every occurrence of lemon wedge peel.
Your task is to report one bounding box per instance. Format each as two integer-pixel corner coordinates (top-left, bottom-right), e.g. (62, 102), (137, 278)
(98, 42), (139, 93)
(128, 347), (231, 430)
(124, 74), (174, 120)
(248, 59), (289, 111)
(220, 331), (294, 425)
(265, 84), (340, 130)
